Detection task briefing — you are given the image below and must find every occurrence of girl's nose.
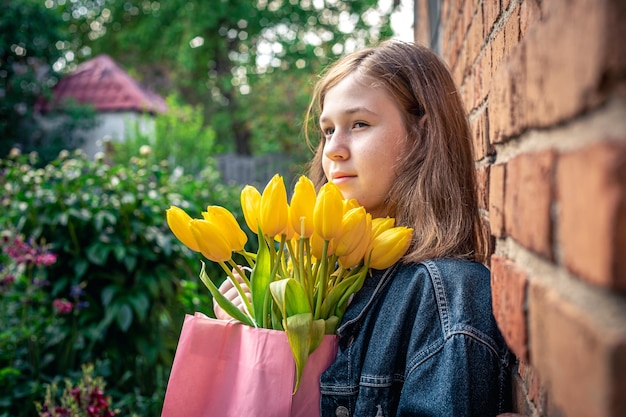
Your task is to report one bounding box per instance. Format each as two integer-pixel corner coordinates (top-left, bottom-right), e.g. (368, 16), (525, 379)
(324, 131), (349, 161)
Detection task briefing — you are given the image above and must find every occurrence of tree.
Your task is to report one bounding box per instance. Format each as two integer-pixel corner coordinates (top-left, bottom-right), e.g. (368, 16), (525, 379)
(0, 0), (97, 163)
(0, 0), (63, 156)
(49, 0), (396, 155)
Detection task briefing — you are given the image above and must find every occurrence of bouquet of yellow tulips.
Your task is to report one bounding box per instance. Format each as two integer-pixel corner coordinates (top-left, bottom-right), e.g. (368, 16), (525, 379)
(166, 174), (412, 392)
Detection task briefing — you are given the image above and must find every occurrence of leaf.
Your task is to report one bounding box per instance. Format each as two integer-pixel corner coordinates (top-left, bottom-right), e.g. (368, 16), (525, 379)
(73, 258), (89, 279)
(86, 243), (110, 265)
(113, 244), (126, 262)
(269, 278), (310, 318)
(116, 303), (133, 332)
(101, 286), (117, 307)
(124, 255), (137, 272)
(318, 273), (360, 320)
(198, 262), (255, 327)
(283, 313), (313, 394)
(309, 319), (326, 354)
(128, 293), (150, 322)
(250, 231), (271, 323)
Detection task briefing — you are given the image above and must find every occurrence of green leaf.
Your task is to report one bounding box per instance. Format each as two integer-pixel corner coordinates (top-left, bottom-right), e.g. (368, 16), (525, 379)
(128, 293), (150, 322)
(250, 232), (271, 324)
(283, 313), (313, 394)
(101, 286), (117, 307)
(94, 210), (117, 231)
(113, 244), (126, 262)
(318, 273), (360, 320)
(124, 255), (137, 272)
(73, 258), (89, 279)
(116, 303), (133, 332)
(198, 262), (255, 327)
(86, 243), (110, 265)
(269, 278), (311, 318)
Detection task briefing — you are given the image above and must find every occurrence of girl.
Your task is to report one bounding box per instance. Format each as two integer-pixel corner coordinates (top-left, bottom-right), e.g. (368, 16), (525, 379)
(218, 40), (511, 416)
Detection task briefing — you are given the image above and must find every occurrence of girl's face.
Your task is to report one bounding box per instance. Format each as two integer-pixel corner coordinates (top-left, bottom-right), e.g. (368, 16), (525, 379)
(320, 73), (408, 217)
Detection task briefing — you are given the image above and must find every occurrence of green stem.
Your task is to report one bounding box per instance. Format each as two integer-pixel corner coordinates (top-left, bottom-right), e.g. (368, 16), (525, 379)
(227, 259), (251, 288)
(314, 240), (330, 319)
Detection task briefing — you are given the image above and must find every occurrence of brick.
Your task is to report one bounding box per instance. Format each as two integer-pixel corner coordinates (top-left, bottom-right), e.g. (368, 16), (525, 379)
(503, 4), (520, 56)
(488, 41), (527, 142)
(491, 255), (529, 361)
(528, 278), (626, 417)
(462, 76), (474, 114)
(482, 0), (500, 39)
(519, 0), (542, 40)
(491, 25), (506, 78)
(489, 161), (505, 237)
(470, 110), (490, 161)
(504, 151), (554, 260)
(524, 0), (611, 128)
(476, 164), (489, 210)
(556, 142), (626, 291)
(481, 42), (493, 101)
(467, 3), (484, 68)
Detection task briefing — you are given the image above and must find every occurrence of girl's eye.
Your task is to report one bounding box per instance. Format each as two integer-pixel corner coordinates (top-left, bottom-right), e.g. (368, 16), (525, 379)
(353, 122), (369, 129)
(323, 127), (335, 137)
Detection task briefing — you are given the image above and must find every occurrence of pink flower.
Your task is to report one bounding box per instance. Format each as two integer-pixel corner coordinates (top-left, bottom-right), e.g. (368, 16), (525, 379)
(36, 253), (57, 266)
(53, 299), (73, 315)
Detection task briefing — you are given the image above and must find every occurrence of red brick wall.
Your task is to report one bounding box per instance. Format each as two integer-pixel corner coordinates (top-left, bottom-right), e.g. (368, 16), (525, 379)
(413, 1), (626, 416)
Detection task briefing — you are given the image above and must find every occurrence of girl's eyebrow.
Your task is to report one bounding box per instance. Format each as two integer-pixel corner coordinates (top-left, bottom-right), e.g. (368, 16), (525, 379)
(319, 106), (376, 123)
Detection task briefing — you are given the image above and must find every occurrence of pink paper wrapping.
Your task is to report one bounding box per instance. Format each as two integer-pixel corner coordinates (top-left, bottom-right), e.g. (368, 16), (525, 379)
(161, 313), (338, 417)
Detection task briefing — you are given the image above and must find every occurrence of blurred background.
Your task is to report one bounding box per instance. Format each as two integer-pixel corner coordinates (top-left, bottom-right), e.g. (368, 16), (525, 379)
(0, 1), (414, 415)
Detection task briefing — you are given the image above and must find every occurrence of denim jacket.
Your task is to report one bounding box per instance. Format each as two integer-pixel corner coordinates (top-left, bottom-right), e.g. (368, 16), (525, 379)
(320, 259), (511, 417)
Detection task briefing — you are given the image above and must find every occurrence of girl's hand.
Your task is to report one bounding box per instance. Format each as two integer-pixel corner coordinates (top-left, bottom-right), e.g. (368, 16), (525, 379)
(213, 268), (251, 321)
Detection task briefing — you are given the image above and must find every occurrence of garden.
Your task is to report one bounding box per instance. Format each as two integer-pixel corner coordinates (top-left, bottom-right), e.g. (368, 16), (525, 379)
(0, 145), (246, 416)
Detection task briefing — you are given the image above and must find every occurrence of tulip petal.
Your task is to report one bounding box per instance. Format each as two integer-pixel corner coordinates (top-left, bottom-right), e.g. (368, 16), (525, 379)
(313, 182), (344, 241)
(290, 176), (316, 238)
(166, 206), (200, 252)
(260, 174), (289, 238)
(189, 219), (233, 262)
(241, 185), (261, 234)
(203, 205), (248, 251)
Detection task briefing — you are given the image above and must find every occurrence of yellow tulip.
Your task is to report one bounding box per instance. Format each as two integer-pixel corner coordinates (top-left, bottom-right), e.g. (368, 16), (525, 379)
(276, 209), (296, 242)
(343, 198), (359, 213)
(189, 219), (233, 262)
(166, 206), (200, 252)
(290, 176), (316, 238)
(310, 231), (334, 259)
(241, 185), (261, 234)
(368, 226), (413, 270)
(202, 206), (248, 252)
(333, 207), (368, 257)
(313, 182), (344, 241)
(338, 213), (372, 269)
(260, 174), (289, 238)
(371, 217), (395, 238)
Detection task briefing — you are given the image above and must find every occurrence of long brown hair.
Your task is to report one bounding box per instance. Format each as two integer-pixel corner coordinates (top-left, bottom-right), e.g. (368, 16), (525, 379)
(304, 40), (487, 263)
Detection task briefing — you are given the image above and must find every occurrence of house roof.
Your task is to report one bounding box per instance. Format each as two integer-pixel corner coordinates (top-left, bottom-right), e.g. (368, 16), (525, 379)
(38, 54), (166, 114)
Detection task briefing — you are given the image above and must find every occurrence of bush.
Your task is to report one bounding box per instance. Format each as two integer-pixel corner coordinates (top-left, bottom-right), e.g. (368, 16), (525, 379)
(0, 149), (242, 415)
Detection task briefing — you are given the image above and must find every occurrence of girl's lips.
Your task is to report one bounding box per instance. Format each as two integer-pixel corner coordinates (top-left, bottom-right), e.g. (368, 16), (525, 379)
(331, 174), (355, 184)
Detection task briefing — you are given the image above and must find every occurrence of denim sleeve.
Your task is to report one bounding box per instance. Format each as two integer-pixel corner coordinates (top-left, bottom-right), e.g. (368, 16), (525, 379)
(397, 331), (505, 417)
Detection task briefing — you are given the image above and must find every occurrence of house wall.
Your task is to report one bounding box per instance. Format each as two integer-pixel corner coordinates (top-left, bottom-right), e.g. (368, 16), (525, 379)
(38, 111), (156, 158)
(414, 1), (626, 416)
(81, 112), (156, 158)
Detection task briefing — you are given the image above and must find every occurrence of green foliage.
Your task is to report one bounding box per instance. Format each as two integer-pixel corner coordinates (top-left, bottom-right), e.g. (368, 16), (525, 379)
(48, 0), (396, 154)
(0, 150), (242, 416)
(109, 95), (217, 177)
(0, 233), (61, 417)
(0, 0), (95, 162)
